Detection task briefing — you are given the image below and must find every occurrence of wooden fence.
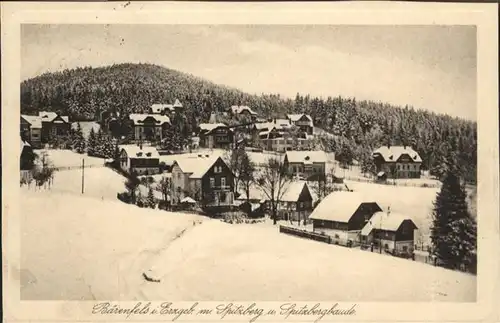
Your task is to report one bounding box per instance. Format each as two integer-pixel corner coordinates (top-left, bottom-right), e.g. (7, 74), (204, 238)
(279, 225), (331, 244)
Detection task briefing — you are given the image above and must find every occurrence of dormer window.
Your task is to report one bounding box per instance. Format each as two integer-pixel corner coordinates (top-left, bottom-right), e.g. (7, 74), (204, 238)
(146, 152), (152, 157)
(137, 152), (143, 157)
(389, 155), (393, 160)
(305, 156), (310, 161)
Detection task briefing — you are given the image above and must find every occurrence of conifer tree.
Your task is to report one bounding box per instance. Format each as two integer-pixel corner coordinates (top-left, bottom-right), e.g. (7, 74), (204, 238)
(87, 128), (97, 157)
(430, 157), (477, 271)
(73, 123), (86, 154)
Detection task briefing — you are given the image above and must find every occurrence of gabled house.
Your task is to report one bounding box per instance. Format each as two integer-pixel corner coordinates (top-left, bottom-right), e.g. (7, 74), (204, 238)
(21, 111), (70, 147)
(119, 145), (160, 175)
(197, 123), (234, 149)
(39, 111), (71, 142)
(309, 192), (382, 246)
(251, 118), (311, 152)
(20, 115), (42, 148)
(229, 105), (258, 120)
(170, 155), (235, 208)
(360, 210), (418, 255)
(150, 99), (183, 116)
(277, 181), (315, 223)
(372, 145), (422, 179)
(284, 150), (330, 180)
(287, 114), (314, 135)
(129, 114), (171, 142)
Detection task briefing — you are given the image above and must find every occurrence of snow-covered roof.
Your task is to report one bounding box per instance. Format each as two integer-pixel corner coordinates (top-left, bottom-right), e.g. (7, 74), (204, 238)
(373, 146), (422, 163)
(129, 114), (171, 126)
(285, 151), (329, 164)
(230, 105), (258, 115)
(309, 191), (379, 223)
(173, 155), (221, 179)
(21, 115), (42, 128)
(39, 111), (69, 123)
(280, 181), (311, 202)
(361, 211), (418, 236)
(173, 99), (183, 108)
(287, 114), (313, 122)
(20, 137), (31, 154)
(181, 196), (196, 204)
(198, 123), (228, 133)
(120, 145), (160, 159)
(151, 104), (174, 114)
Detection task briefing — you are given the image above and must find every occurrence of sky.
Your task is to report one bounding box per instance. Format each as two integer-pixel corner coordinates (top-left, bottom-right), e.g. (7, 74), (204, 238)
(21, 24), (477, 120)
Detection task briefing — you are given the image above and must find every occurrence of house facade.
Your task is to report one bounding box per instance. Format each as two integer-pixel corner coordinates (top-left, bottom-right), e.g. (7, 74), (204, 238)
(277, 181), (314, 223)
(170, 155), (235, 208)
(229, 105), (258, 120)
(129, 114), (171, 142)
(309, 192), (382, 246)
(119, 145), (161, 175)
(284, 151), (329, 180)
(372, 145), (422, 179)
(197, 123), (234, 149)
(287, 114), (314, 135)
(21, 111), (70, 148)
(150, 99), (183, 116)
(360, 211), (418, 255)
(252, 118), (312, 152)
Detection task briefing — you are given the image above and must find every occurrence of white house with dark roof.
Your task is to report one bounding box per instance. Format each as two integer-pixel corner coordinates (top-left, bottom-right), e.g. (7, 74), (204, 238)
(283, 150), (332, 180)
(170, 155), (234, 207)
(129, 113), (171, 142)
(309, 192), (382, 246)
(372, 145), (422, 179)
(21, 111), (70, 148)
(287, 114), (314, 135)
(360, 210), (418, 255)
(119, 145), (161, 175)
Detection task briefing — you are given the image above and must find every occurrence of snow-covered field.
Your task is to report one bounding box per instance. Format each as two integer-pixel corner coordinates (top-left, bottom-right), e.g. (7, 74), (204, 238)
(20, 189), (476, 302)
(38, 149), (106, 168)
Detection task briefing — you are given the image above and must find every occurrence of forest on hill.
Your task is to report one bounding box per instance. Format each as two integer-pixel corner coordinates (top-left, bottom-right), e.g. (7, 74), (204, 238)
(20, 63), (477, 184)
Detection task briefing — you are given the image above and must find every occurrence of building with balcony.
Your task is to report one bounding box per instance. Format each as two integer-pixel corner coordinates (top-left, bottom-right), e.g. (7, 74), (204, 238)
(251, 118), (311, 152)
(287, 114), (314, 135)
(372, 145), (422, 179)
(170, 155), (235, 208)
(197, 123), (234, 149)
(129, 114), (171, 142)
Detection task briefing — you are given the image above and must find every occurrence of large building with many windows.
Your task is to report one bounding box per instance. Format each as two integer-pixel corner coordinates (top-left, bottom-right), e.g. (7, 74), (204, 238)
(372, 145), (422, 179)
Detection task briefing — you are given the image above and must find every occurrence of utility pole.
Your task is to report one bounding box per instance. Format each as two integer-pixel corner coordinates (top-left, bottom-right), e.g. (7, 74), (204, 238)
(81, 158), (85, 194)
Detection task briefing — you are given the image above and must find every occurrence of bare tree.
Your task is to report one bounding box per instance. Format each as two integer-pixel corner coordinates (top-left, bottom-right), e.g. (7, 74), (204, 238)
(256, 157), (293, 225)
(156, 176), (172, 208)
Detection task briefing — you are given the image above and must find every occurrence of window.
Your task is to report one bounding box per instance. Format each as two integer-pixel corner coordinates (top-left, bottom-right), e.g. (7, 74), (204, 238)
(397, 165), (401, 170)
(210, 177), (215, 188)
(402, 245), (408, 252)
(221, 177), (226, 187)
(214, 166), (221, 173)
(299, 202), (304, 208)
(335, 234), (340, 239)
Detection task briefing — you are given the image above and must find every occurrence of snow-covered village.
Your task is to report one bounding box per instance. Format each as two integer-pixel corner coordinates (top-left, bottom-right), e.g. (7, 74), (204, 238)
(17, 25), (477, 302)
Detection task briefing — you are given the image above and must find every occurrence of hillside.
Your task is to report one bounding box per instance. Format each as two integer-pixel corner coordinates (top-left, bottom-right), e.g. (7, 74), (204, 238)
(21, 189), (476, 301)
(20, 63), (477, 183)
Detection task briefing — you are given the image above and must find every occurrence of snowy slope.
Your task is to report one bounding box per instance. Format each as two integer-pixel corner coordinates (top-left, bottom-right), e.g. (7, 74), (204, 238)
(21, 189), (476, 302)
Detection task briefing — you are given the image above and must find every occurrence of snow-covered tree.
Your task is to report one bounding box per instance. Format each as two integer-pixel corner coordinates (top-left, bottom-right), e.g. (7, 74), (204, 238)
(430, 158), (477, 271)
